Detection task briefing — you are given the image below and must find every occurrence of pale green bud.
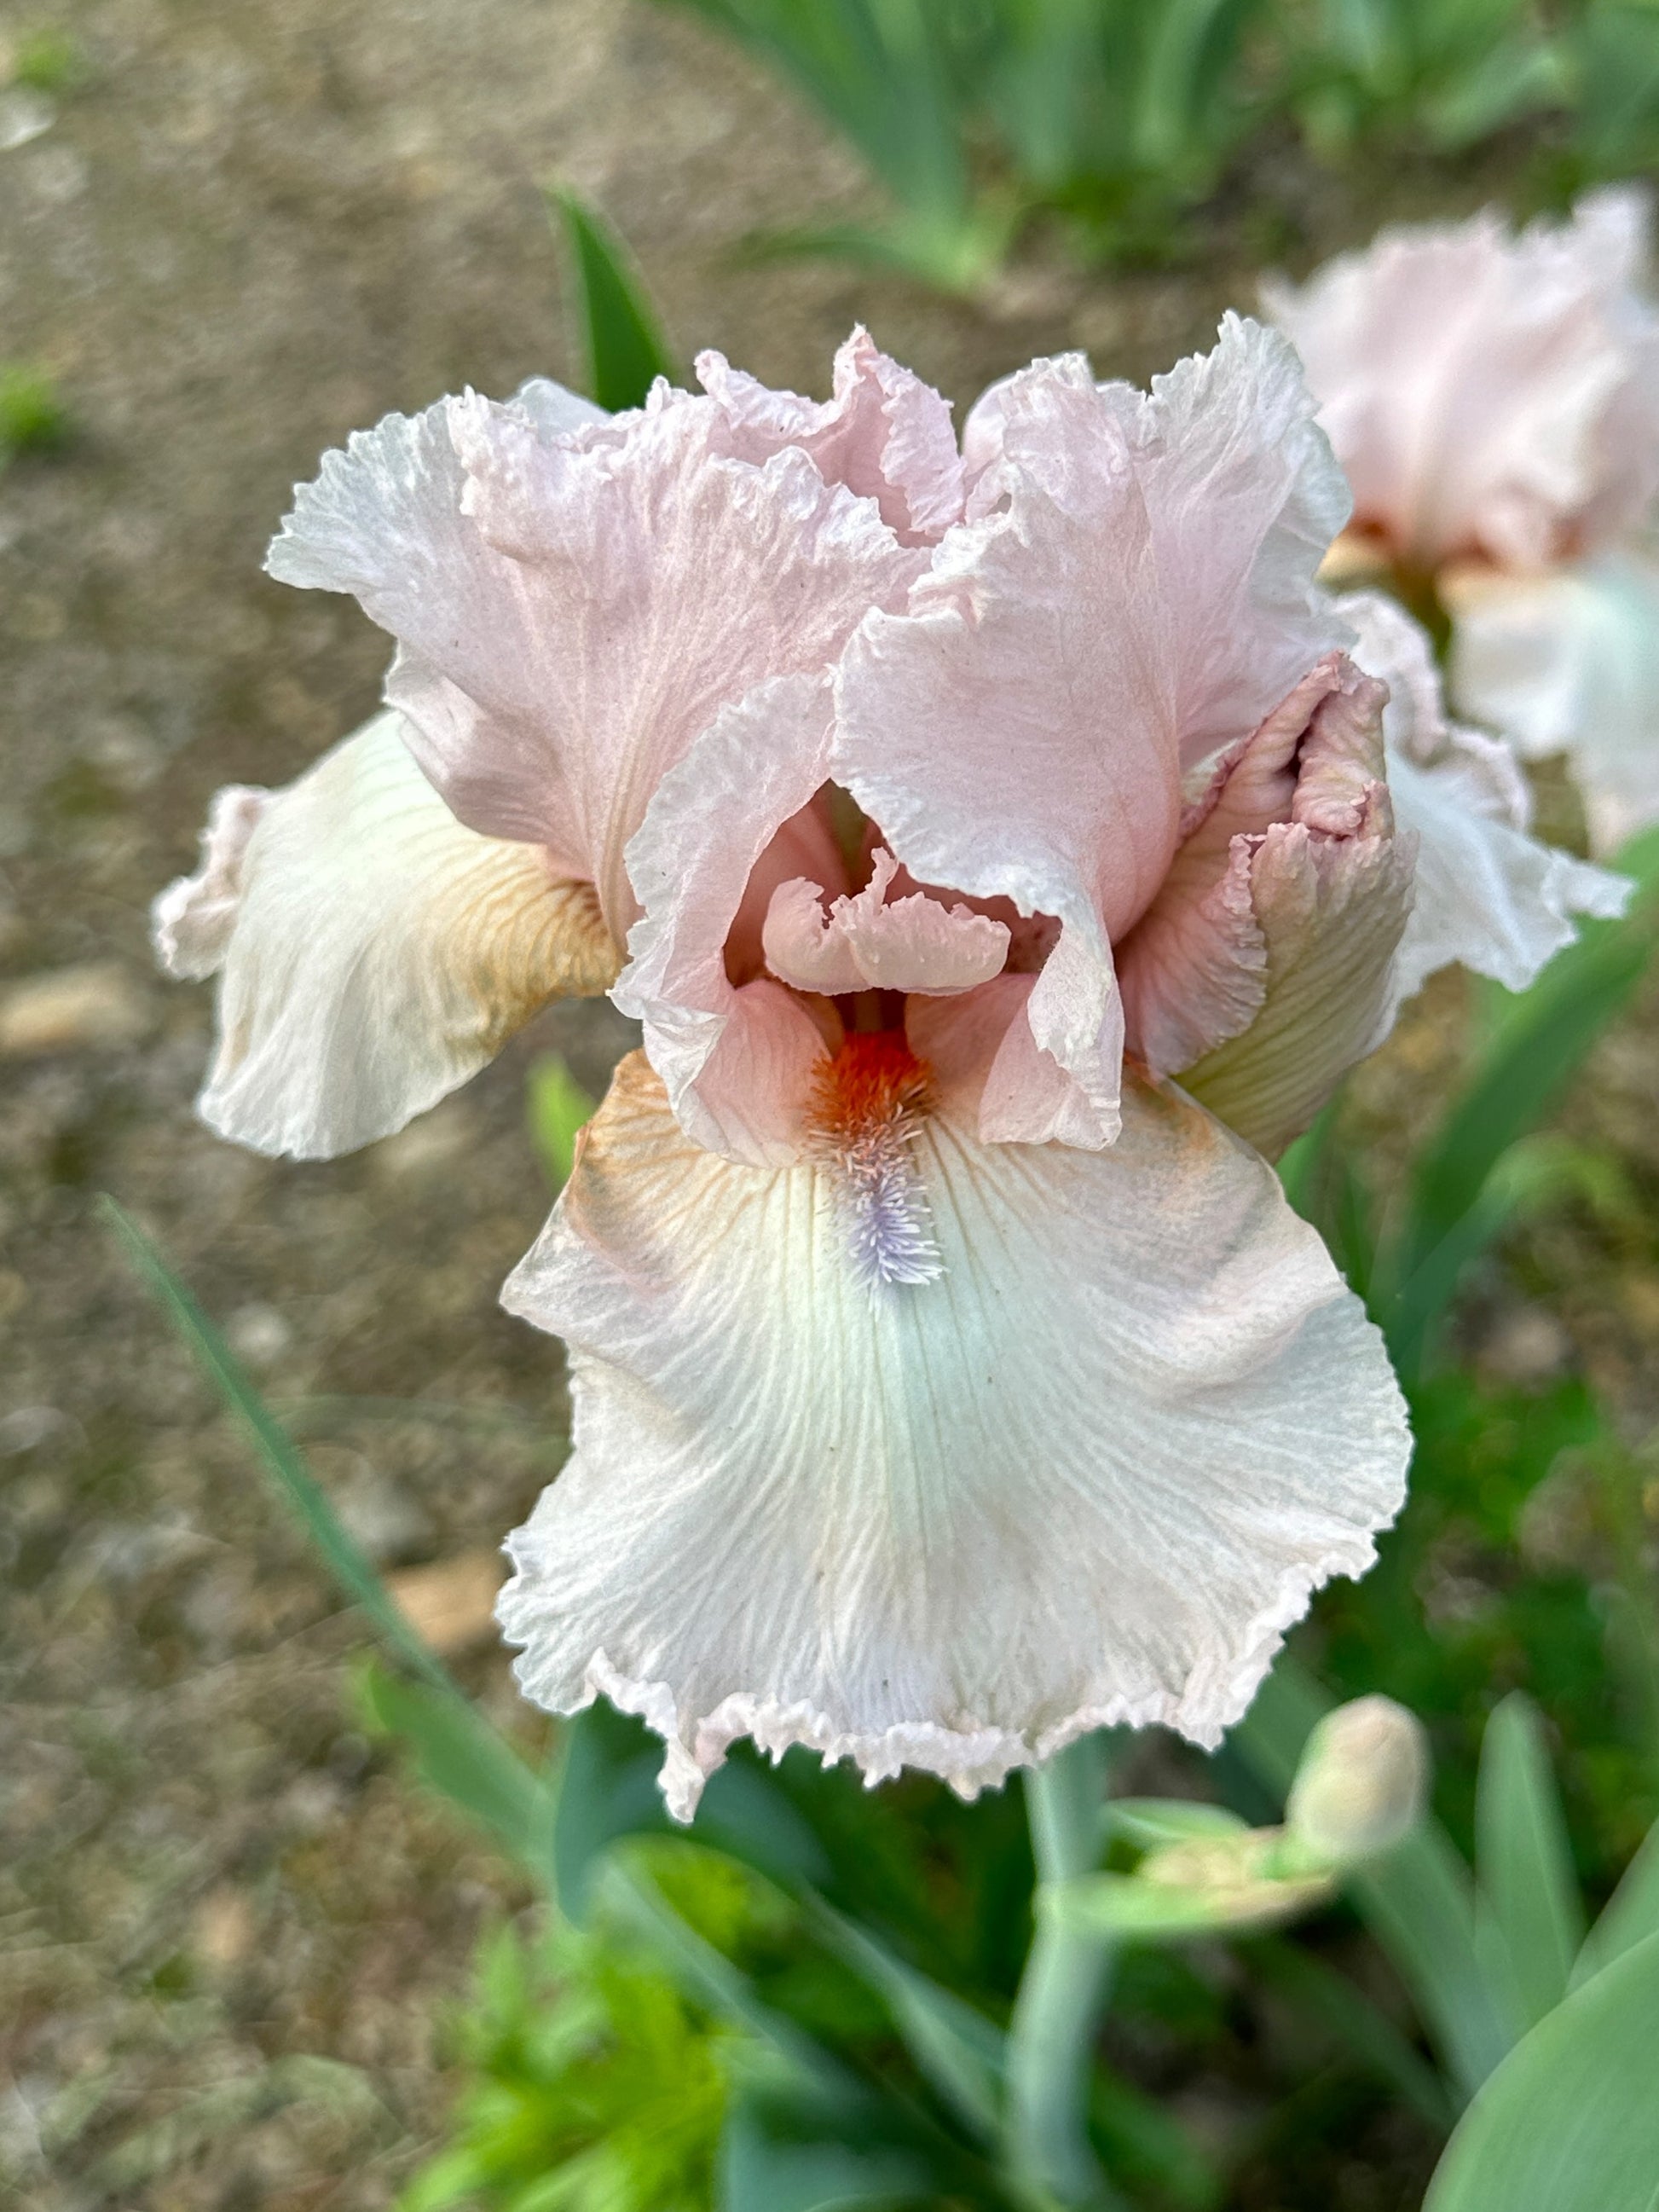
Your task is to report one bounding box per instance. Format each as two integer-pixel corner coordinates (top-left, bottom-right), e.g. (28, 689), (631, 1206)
(1285, 1696), (1430, 1867)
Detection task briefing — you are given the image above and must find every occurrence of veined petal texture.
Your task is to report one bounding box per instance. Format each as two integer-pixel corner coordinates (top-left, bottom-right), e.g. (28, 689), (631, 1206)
(1339, 589), (1632, 997)
(498, 1054), (1410, 1820)
(153, 712), (616, 1159)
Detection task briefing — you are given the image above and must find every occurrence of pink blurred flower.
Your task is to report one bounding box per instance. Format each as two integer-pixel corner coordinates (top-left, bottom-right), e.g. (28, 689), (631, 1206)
(159, 323), (1440, 1816)
(1267, 190), (1659, 853)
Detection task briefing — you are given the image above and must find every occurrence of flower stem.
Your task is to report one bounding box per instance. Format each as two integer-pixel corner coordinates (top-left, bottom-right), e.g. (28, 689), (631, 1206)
(1004, 1733), (1121, 2210)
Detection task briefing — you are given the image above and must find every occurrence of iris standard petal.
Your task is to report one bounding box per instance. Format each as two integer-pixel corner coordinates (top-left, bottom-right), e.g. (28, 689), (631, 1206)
(269, 381), (923, 940)
(1099, 313), (1354, 772)
(496, 1052), (1410, 1821)
(1444, 551), (1659, 853)
(835, 320), (1350, 1149)
(155, 712), (616, 1160)
(616, 673), (841, 1166)
(697, 326), (964, 545)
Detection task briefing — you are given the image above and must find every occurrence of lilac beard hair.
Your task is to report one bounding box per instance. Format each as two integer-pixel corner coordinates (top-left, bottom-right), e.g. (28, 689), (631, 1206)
(831, 1113), (943, 1288)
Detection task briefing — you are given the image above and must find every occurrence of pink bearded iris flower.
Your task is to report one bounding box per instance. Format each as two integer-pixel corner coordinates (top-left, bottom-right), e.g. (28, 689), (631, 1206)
(156, 317), (1452, 1820)
(1265, 189), (1659, 854)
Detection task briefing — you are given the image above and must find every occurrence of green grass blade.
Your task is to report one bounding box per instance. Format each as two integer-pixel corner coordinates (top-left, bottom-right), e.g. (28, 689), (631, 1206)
(101, 1198), (456, 1700)
(1476, 1694), (1586, 2027)
(803, 1897), (1005, 2140)
(1573, 1814), (1659, 1990)
(356, 1659), (555, 1877)
(1400, 826), (1659, 1276)
(658, 0), (974, 246)
(1249, 1937), (1458, 2130)
(1424, 1930), (1659, 2212)
(550, 188), (676, 412)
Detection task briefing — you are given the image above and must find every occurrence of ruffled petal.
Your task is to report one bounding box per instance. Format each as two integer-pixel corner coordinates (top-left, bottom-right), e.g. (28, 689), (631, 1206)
(153, 785), (269, 981)
(1153, 667), (1414, 1158)
(264, 380), (603, 874)
(1266, 190), (1659, 570)
(1098, 314), (1355, 772)
(497, 1052), (1410, 1821)
(1116, 656), (1373, 1079)
(268, 380), (922, 939)
(762, 849), (1010, 997)
(835, 320), (1349, 1149)
(1177, 826), (1414, 1158)
(154, 712), (616, 1160)
(1443, 551), (1659, 853)
(1339, 589), (1632, 999)
(615, 674), (839, 1166)
(697, 327), (964, 545)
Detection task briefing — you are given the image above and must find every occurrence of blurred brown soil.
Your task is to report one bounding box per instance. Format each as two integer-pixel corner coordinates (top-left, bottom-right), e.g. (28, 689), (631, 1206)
(3, 2), (1659, 2206)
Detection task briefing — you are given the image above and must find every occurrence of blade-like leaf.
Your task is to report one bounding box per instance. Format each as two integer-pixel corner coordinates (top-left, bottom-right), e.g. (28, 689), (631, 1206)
(718, 2076), (937, 2212)
(356, 1659), (555, 1876)
(1475, 1694), (1586, 2026)
(551, 1702), (831, 1924)
(1424, 1930), (1659, 2212)
(101, 1198), (456, 1700)
(1249, 1937), (1458, 2130)
(551, 188), (676, 412)
(1573, 1814), (1659, 1990)
(805, 1899), (1004, 2140)
(658, 0), (975, 252)
(1398, 826), (1659, 1277)
(552, 1700), (674, 1922)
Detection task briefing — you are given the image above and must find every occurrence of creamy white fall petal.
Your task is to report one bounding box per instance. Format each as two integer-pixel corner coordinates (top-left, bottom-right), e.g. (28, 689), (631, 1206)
(1336, 589), (1631, 997)
(1443, 552), (1659, 853)
(153, 713), (616, 1160)
(153, 784), (269, 981)
(1265, 189), (1659, 570)
(497, 1053), (1409, 1821)
(835, 317), (1350, 1149)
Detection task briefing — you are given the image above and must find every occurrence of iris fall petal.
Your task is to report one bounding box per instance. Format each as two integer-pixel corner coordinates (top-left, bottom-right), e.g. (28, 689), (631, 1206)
(153, 712), (616, 1160)
(498, 1052), (1410, 1820)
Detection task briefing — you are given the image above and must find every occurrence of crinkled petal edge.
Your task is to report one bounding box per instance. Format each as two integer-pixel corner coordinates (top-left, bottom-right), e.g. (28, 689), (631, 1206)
(499, 1509), (1397, 1822)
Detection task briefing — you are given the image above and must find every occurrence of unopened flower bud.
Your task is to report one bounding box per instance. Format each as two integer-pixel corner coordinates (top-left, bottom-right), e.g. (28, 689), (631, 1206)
(1286, 1696), (1429, 1867)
